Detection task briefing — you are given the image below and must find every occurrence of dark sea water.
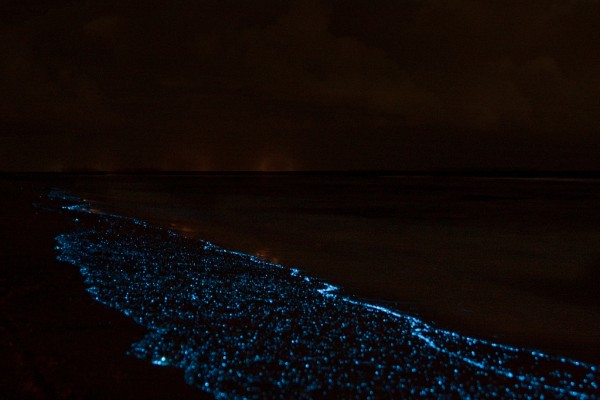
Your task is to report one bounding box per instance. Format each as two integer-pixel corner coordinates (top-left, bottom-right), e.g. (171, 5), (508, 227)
(48, 175), (600, 362)
(41, 179), (600, 398)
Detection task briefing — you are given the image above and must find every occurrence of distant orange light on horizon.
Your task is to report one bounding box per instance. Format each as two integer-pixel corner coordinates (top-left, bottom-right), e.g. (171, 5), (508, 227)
(257, 154), (297, 172)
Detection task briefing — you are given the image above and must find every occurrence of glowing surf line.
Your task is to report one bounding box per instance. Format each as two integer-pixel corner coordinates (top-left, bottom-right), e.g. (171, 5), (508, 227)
(44, 189), (600, 399)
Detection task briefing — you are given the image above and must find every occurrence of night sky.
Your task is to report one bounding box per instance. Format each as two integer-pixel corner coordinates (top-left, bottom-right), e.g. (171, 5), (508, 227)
(1, 0), (599, 171)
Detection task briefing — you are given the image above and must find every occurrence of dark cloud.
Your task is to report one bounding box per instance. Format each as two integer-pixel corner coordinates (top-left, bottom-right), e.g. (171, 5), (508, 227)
(1, 0), (599, 170)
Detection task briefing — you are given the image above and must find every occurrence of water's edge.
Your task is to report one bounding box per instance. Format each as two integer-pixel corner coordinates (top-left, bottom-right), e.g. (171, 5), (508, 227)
(42, 189), (599, 399)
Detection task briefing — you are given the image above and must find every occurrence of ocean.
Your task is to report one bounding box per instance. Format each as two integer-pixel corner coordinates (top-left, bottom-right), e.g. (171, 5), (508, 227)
(27, 173), (600, 397)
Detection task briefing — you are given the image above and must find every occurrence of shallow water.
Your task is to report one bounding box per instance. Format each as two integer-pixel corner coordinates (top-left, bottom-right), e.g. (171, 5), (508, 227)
(45, 174), (600, 364)
(46, 189), (599, 398)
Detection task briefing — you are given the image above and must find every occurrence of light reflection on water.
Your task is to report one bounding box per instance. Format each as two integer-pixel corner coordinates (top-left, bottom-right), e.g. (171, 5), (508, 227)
(45, 190), (599, 399)
(254, 248), (280, 264)
(169, 223), (198, 235)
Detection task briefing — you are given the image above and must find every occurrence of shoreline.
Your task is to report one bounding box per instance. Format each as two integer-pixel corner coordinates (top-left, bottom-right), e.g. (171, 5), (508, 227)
(45, 189), (600, 397)
(52, 176), (600, 365)
(3, 175), (600, 396)
(0, 180), (202, 399)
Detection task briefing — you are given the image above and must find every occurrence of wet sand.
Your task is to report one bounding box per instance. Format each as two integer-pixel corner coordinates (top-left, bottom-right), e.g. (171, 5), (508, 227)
(2, 173), (600, 397)
(0, 179), (202, 399)
(47, 174), (600, 363)
(44, 188), (599, 397)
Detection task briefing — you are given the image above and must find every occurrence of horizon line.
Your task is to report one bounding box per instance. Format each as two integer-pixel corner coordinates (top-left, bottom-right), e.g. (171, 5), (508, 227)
(4, 169), (600, 179)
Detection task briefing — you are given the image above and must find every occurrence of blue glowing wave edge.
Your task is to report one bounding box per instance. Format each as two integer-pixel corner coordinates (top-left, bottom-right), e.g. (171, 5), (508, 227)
(45, 190), (599, 399)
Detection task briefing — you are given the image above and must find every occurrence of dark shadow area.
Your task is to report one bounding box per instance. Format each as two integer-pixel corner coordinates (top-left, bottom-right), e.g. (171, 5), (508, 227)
(0, 180), (203, 399)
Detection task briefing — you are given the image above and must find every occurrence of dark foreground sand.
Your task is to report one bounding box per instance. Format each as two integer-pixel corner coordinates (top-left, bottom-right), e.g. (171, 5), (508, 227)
(0, 179), (202, 399)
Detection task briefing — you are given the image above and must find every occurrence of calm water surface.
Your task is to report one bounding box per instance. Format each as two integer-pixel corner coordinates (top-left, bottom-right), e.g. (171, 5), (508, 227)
(45, 186), (600, 398)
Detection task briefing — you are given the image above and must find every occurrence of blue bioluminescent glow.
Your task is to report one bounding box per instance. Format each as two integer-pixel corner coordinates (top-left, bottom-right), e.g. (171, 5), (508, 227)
(44, 190), (599, 399)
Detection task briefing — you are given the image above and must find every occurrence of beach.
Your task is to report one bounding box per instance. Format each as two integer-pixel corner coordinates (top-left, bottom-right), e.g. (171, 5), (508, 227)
(0, 178), (203, 399)
(2, 173), (600, 397)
